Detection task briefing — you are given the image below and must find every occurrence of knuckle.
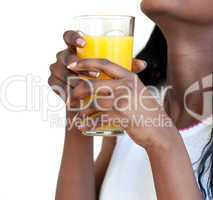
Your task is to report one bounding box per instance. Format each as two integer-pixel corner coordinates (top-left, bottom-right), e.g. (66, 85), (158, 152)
(48, 76), (53, 86)
(63, 31), (70, 40)
(48, 77), (62, 90)
(48, 77), (67, 101)
(124, 75), (135, 89)
(99, 58), (111, 65)
(129, 72), (137, 79)
(56, 50), (65, 61)
(67, 53), (77, 63)
(61, 50), (71, 65)
(78, 58), (89, 66)
(64, 30), (79, 45)
(49, 63), (57, 74)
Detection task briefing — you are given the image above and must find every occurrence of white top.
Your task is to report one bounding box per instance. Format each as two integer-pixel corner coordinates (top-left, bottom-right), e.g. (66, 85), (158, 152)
(99, 119), (213, 200)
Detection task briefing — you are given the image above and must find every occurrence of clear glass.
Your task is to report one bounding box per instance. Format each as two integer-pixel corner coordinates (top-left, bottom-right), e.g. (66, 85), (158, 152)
(74, 15), (135, 136)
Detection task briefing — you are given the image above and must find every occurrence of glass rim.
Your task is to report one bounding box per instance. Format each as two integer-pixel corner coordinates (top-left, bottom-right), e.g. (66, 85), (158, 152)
(74, 15), (135, 20)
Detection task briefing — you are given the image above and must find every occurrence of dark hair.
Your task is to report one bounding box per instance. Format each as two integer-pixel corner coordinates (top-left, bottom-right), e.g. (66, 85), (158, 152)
(136, 26), (167, 86)
(136, 25), (213, 199)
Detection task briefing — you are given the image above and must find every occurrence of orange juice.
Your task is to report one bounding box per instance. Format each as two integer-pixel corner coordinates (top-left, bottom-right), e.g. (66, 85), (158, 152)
(77, 35), (133, 79)
(77, 35), (134, 135)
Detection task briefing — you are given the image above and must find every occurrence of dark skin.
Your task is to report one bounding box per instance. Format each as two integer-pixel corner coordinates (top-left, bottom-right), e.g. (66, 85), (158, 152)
(49, 0), (213, 199)
(48, 31), (146, 200)
(141, 0), (213, 128)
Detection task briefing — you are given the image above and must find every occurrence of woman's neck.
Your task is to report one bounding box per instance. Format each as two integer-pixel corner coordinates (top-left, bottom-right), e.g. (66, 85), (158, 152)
(163, 24), (213, 128)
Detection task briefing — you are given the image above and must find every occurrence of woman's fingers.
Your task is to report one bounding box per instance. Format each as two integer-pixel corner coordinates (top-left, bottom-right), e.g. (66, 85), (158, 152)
(70, 79), (123, 101)
(67, 79), (123, 112)
(77, 96), (114, 116)
(66, 58), (147, 78)
(67, 58), (133, 79)
(63, 30), (86, 49)
(132, 59), (147, 73)
(48, 75), (67, 101)
(50, 48), (80, 88)
(56, 50), (102, 78)
(56, 49), (78, 66)
(48, 30), (86, 104)
(78, 106), (100, 119)
(49, 63), (79, 88)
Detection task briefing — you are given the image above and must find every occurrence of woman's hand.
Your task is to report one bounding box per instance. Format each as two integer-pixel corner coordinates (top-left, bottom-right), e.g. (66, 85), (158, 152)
(48, 30), (146, 124)
(66, 58), (172, 148)
(49, 31), (146, 200)
(48, 32), (96, 200)
(48, 31), (85, 104)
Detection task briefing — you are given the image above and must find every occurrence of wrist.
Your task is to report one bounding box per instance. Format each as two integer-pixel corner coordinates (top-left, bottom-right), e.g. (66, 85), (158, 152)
(143, 126), (181, 154)
(66, 111), (80, 133)
(130, 112), (178, 150)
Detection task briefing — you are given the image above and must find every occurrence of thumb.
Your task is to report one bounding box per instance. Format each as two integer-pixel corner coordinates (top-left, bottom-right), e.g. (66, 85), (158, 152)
(132, 59), (147, 73)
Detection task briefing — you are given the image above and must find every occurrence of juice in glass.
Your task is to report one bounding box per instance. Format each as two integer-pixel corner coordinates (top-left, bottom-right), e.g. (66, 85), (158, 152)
(77, 35), (133, 136)
(77, 35), (133, 79)
(74, 15), (135, 136)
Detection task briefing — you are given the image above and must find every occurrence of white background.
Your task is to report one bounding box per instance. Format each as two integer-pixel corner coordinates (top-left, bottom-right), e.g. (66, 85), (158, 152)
(0, 0), (153, 199)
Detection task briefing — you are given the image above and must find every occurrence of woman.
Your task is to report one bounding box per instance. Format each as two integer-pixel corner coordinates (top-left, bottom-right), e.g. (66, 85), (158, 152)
(48, 0), (213, 199)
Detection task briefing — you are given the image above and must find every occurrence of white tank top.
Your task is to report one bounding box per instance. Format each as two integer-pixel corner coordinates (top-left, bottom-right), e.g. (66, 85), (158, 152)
(99, 118), (213, 200)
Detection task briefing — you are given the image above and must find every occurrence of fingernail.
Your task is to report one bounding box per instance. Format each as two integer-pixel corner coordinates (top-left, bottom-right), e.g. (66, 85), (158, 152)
(143, 61), (148, 68)
(76, 38), (86, 46)
(89, 71), (100, 78)
(67, 62), (77, 70)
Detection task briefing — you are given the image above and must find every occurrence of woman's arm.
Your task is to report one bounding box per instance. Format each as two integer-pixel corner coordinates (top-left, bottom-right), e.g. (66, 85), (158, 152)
(145, 126), (202, 200)
(67, 59), (203, 200)
(55, 113), (96, 200)
(49, 31), (120, 200)
(95, 137), (116, 195)
(55, 112), (116, 200)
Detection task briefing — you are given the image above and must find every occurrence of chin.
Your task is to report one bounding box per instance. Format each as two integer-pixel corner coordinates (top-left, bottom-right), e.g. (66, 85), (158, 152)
(141, 0), (213, 25)
(140, 0), (170, 17)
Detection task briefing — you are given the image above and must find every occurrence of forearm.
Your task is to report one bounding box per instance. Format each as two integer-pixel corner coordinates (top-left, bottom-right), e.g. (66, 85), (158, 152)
(95, 138), (116, 195)
(146, 127), (202, 200)
(55, 114), (96, 200)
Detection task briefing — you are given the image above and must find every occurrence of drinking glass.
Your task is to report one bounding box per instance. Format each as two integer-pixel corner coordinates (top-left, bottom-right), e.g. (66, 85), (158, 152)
(74, 15), (135, 136)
